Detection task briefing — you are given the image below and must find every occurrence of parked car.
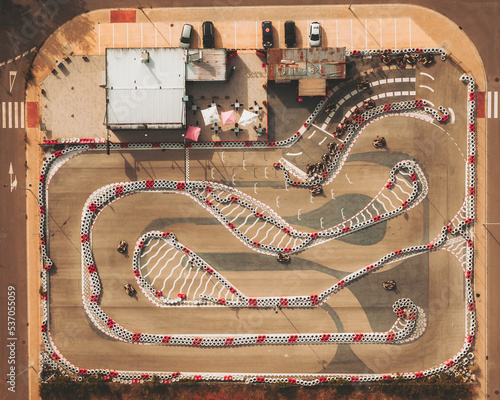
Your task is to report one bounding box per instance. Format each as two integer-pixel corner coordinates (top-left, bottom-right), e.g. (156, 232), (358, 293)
(262, 21), (273, 49)
(179, 24), (193, 48)
(284, 20), (296, 48)
(202, 21), (215, 48)
(309, 21), (321, 47)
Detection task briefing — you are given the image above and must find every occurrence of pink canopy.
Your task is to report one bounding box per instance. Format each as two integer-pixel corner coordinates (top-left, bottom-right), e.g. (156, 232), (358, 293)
(185, 126), (201, 141)
(221, 110), (236, 126)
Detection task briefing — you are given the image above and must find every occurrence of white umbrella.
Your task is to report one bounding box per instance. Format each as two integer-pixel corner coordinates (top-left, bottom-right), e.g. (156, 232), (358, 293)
(238, 109), (259, 126)
(201, 106), (221, 126)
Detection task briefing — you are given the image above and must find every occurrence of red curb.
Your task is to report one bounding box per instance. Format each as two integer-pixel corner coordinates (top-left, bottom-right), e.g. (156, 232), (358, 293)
(27, 102), (38, 128)
(110, 10), (136, 23)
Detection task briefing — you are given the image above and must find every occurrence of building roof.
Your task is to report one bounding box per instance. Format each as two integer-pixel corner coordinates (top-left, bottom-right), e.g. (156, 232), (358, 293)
(267, 48), (346, 81)
(186, 49), (227, 81)
(106, 48), (187, 129)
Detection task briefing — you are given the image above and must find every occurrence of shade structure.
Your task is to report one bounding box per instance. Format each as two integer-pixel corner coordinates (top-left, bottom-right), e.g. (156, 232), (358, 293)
(221, 110), (236, 126)
(201, 106), (221, 126)
(185, 126), (201, 141)
(238, 109), (259, 126)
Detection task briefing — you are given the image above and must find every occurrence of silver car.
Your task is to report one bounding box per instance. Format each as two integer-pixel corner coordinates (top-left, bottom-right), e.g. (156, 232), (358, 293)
(309, 22), (321, 47)
(179, 24), (193, 48)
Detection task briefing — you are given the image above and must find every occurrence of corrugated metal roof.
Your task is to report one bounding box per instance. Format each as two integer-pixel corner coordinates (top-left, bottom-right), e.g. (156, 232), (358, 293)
(106, 48), (186, 128)
(267, 47), (346, 81)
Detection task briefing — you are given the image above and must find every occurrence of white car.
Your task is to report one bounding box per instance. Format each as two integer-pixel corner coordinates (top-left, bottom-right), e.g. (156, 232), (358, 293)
(179, 24), (193, 48)
(309, 22), (321, 47)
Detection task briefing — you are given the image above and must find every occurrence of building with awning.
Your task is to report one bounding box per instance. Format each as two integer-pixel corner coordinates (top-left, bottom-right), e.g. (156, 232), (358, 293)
(267, 47), (346, 96)
(105, 48), (227, 130)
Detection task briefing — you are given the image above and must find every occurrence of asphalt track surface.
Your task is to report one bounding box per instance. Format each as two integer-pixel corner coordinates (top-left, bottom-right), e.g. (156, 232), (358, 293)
(45, 58), (468, 374)
(0, 1), (498, 399)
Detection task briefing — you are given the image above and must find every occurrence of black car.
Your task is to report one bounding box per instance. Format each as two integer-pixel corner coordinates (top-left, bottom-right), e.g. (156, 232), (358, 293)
(284, 20), (296, 48)
(262, 21), (273, 49)
(202, 21), (215, 49)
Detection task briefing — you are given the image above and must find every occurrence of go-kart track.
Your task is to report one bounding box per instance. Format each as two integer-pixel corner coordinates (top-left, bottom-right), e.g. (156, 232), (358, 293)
(39, 49), (477, 385)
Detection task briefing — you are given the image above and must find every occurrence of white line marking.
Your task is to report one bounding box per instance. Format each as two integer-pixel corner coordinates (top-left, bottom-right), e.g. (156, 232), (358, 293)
(319, 137), (327, 146)
(8, 102), (12, 128)
(308, 130), (316, 139)
(312, 124), (335, 137)
(365, 206), (373, 219)
(126, 23), (129, 47)
(422, 99), (434, 107)
(488, 91), (492, 118)
(448, 107), (455, 124)
(244, 216), (259, 235)
(9, 71), (17, 92)
(20, 102), (24, 129)
(14, 102), (18, 128)
(419, 72), (435, 80)
(345, 173), (352, 184)
(186, 267), (199, 298)
(234, 21), (237, 48)
(410, 77), (416, 83)
(394, 18), (397, 48)
(341, 208), (346, 220)
(403, 77), (410, 82)
(387, 78), (394, 83)
(286, 152), (302, 156)
(379, 79), (387, 84)
(297, 209), (301, 220)
(141, 23), (143, 48)
(394, 78), (402, 83)
(98, 23), (101, 55)
(336, 19), (339, 47)
(112, 23), (115, 48)
(2, 103), (6, 129)
(409, 90), (416, 96)
(256, 21), (258, 49)
(254, 221), (267, 238)
(431, 120), (445, 131)
(261, 225), (274, 244)
(419, 85), (434, 93)
(380, 18), (382, 48)
(270, 229), (282, 246)
(392, 191), (404, 203)
(495, 91), (498, 119)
